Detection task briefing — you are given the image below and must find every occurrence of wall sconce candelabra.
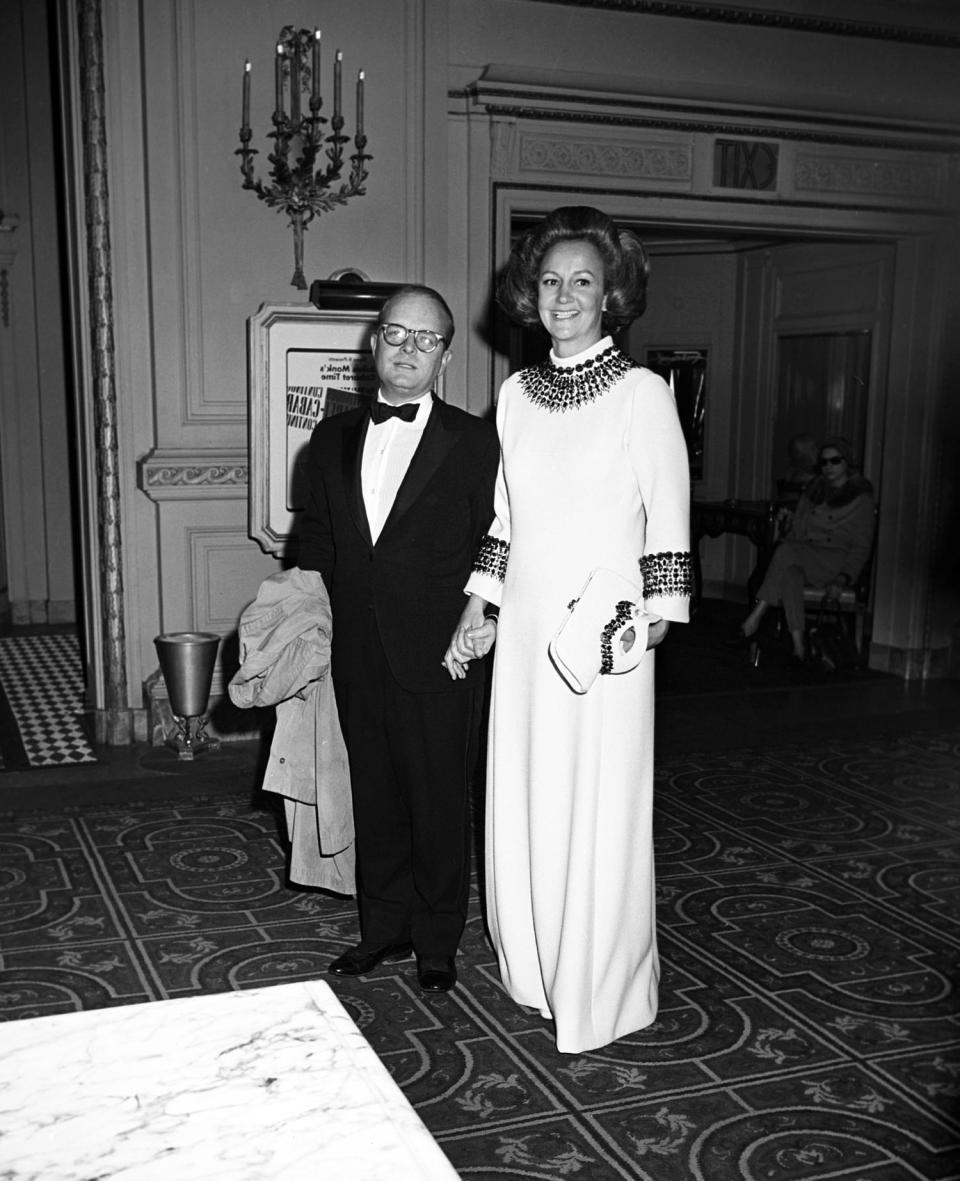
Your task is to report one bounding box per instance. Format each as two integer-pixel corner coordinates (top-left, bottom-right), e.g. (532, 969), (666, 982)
(237, 26), (371, 289)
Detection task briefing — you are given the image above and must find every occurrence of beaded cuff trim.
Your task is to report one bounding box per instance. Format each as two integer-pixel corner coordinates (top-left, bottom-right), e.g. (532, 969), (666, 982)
(640, 551), (694, 599)
(472, 535), (510, 583)
(600, 600), (637, 675)
(518, 345), (636, 413)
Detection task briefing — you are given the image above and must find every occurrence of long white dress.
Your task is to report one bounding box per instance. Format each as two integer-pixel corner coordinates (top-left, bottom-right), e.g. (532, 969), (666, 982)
(466, 336), (692, 1054)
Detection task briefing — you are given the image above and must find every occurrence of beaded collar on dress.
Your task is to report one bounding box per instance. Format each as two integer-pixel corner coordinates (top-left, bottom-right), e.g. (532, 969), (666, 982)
(518, 337), (636, 413)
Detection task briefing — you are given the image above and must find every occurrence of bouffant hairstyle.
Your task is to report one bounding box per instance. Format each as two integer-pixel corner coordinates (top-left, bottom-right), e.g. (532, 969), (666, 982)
(378, 284), (455, 346)
(496, 206), (650, 335)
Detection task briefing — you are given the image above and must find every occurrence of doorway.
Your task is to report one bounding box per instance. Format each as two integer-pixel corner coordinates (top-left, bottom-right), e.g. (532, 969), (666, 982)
(773, 330), (871, 475)
(0, 1), (82, 635)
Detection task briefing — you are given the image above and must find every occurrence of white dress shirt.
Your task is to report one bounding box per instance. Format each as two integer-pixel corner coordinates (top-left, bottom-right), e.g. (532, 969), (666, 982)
(361, 390), (433, 542)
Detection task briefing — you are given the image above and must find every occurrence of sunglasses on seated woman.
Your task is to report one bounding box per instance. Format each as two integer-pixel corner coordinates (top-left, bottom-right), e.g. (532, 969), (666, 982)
(819, 455), (844, 467)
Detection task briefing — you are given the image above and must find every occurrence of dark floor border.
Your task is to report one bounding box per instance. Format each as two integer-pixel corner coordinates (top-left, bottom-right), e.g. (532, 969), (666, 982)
(0, 678), (29, 771)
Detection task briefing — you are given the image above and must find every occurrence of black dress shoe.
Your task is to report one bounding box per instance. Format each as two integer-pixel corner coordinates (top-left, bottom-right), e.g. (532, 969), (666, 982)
(327, 941), (413, 977)
(417, 956), (457, 993)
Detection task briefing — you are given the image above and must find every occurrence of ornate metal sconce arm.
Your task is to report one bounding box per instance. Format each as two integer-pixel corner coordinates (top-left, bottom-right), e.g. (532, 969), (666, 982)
(236, 27), (372, 289)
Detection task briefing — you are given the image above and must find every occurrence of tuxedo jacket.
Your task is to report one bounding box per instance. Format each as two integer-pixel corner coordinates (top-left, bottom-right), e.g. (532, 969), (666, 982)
(297, 394), (499, 693)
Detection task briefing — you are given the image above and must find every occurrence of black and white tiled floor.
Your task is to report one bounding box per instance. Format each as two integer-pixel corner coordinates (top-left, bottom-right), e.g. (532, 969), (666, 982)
(0, 634), (97, 767)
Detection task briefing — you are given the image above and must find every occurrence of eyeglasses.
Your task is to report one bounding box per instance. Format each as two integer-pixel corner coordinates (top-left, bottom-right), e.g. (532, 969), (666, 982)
(819, 456), (844, 467)
(378, 323), (446, 353)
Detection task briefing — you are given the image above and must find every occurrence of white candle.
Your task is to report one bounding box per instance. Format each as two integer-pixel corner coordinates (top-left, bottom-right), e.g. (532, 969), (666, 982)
(291, 42), (300, 124)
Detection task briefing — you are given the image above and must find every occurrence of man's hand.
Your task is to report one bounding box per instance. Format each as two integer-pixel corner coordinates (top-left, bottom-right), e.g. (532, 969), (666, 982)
(442, 594), (495, 680)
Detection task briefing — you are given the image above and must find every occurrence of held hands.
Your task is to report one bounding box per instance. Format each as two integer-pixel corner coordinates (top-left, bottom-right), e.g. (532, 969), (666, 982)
(442, 602), (668, 679)
(442, 595), (496, 680)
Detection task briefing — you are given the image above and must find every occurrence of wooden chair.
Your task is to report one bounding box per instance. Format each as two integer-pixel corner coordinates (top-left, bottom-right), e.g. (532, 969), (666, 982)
(749, 505), (879, 669)
(802, 509), (879, 668)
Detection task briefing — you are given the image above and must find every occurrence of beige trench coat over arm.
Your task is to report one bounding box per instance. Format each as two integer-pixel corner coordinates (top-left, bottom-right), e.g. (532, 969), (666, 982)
(228, 567), (355, 895)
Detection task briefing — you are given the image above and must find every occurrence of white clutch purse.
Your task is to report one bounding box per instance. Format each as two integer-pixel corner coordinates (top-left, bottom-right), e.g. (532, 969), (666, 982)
(548, 568), (658, 694)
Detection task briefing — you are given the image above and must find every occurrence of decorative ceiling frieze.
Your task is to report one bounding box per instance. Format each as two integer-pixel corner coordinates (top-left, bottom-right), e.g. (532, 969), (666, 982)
(794, 153), (943, 201)
(466, 79), (960, 155)
(518, 135), (692, 181)
(474, 75), (955, 215)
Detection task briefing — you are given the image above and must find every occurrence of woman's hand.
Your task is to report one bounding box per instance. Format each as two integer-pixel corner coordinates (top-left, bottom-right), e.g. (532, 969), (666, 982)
(442, 594), (495, 680)
(775, 506), (794, 538)
(645, 618), (670, 650)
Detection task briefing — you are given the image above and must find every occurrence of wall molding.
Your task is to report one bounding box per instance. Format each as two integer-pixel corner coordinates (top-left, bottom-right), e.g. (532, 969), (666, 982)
(138, 448), (248, 500)
(188, 528), (257, 633)
(794, 153), (943, 201)
(464, 73), (960, 155)
(521, 1), (960, 48)
(519, 133), (692, 182)
(465, 74), (958, 224)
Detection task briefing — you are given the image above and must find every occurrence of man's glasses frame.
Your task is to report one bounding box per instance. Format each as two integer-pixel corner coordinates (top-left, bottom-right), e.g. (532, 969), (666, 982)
(377, 322), (446, 354)
(819, 455), (844, 467)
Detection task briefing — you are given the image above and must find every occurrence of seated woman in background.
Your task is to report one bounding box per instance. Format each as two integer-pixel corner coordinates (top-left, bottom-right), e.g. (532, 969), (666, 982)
(736, 436), (875, 661)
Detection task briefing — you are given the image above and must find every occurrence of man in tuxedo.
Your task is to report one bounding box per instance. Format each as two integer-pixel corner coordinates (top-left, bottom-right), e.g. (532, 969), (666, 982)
(297, 285), (498, 993)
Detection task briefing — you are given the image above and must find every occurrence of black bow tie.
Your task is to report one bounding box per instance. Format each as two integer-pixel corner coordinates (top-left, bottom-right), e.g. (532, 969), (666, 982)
(370, 400), (418, 425)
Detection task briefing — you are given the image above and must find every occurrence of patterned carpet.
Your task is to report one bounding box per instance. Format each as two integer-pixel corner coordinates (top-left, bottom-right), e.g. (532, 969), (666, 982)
(2, 727), (958, 1179)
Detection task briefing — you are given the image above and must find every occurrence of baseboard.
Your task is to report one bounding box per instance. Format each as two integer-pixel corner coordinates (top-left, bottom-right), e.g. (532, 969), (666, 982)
(48, 600), (76, 624)
(868, 642), (953, 680)
(10, 600), (48, 625)
(143, 670), (269, 747)
(9, 599), (77, 625)
(92, 706), (148, 745)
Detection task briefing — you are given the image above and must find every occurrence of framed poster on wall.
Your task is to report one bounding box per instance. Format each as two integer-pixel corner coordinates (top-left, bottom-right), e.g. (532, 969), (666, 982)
(247, 284), (399, 557)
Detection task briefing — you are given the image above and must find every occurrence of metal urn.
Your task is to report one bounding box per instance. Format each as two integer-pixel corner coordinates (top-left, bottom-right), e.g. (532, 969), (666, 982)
(153, 632), (221, 759)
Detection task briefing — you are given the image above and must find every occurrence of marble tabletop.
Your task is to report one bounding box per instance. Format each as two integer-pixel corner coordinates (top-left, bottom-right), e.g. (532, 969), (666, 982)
(0, 979), (459, 1179)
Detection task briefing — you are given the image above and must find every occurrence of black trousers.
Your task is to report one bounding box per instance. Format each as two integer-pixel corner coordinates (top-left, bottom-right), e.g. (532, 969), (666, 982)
(333, 627), (481, 959)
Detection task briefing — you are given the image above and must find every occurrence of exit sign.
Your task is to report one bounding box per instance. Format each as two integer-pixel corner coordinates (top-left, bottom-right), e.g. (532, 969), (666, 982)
(714, 139), (779, 191)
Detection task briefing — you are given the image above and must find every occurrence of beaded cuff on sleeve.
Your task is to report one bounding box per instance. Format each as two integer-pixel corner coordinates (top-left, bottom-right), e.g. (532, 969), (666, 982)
(640, 551), (693, 599)
(472, 535), (510, 583)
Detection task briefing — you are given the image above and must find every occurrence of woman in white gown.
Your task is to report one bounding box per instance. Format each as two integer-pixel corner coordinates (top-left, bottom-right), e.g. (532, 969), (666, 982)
(444, 206), (692, 1054)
